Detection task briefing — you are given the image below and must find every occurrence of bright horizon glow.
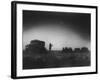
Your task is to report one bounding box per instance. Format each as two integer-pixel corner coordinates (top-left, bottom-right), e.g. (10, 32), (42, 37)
(23, 24), (90, 50)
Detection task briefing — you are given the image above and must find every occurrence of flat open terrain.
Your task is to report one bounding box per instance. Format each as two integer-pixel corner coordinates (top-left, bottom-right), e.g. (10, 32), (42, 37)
(23, 50), (90, 69)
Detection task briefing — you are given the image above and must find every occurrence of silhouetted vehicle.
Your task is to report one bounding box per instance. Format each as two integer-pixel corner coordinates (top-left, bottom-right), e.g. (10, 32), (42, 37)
(74, 48), (81, 53)
(68, 47), (73, 53)
(30, 40), (45, 47)
(62, 47), (73, 53)
(24, 40), (47, 55)
(81, 47), (90, 53)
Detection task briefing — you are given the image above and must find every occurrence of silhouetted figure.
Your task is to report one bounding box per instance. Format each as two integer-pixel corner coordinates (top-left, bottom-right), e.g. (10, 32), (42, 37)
(49, 43), (53, 51)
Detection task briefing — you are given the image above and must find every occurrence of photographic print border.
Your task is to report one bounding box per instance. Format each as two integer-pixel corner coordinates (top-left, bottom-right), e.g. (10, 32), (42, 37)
(11, 1), (98, 79)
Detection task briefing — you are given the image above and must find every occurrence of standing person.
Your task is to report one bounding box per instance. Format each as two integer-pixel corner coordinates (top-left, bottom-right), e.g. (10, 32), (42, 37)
(49, 43), (53, 51)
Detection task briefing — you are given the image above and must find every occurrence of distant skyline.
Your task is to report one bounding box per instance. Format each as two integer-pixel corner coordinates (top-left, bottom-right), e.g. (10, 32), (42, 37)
(23, 10), (91, 50)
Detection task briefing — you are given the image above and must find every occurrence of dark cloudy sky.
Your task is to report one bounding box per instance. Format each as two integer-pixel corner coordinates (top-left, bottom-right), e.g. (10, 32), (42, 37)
(23, 10), (91, 50)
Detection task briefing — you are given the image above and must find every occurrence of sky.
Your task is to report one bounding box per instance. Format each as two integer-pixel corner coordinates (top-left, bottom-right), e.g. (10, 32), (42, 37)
(23, 10), (91, 50)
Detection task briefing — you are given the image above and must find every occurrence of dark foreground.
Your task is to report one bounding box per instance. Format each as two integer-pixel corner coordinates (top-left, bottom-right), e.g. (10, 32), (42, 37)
(23, 50), (90, 69)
